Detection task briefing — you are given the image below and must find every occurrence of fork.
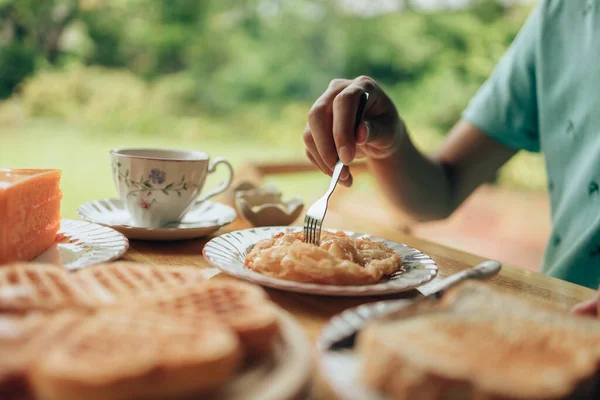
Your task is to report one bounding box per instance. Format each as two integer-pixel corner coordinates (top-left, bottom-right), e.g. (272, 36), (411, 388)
(304, 91), (369, 245)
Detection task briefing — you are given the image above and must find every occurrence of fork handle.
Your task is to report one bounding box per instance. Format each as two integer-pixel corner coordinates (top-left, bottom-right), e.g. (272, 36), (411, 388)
(335, 92), (369, 168)
(326, 92), (369, 195)
(354, 91), (369, 134)
(325, 161), (345, 199)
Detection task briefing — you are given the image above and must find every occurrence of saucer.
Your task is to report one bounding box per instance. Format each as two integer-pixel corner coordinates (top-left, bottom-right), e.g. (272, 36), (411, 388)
(77, 198), (237, 241)
(34, 219), (129, 270)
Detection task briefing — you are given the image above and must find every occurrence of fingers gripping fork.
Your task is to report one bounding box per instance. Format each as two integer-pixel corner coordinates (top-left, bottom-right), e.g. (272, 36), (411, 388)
(303, 92), (369, 246)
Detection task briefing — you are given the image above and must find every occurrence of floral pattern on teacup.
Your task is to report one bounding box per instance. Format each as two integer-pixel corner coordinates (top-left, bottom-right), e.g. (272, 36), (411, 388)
(112, 161), (196, 208)
(149, 168), (166, 184)
(138, 198), (157, 209)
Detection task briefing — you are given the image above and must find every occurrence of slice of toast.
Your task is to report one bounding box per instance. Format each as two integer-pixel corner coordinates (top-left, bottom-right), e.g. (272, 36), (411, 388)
(357, 281), (600, 400)
(138, 278), (280, 356)
(30, 308), (242, 400)
(75, 261), (205, 304)
(0, 311), (82, 400)
(0, 264), (99, 312)
(0, 262), (206, 312)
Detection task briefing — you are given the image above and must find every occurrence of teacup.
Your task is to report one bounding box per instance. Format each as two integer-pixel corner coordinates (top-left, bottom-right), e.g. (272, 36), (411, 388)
(109, 148), (234, 228)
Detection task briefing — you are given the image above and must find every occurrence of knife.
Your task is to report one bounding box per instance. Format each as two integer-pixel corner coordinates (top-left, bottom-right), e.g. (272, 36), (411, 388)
(324, 260), (502, 351)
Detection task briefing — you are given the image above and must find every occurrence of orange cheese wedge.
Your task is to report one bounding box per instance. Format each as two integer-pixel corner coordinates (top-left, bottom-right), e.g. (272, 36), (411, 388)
(0, 169), (62, 265)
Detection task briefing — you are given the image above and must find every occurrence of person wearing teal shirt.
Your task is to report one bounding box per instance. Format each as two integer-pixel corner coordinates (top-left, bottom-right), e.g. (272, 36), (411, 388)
(302, 0), (600, 300)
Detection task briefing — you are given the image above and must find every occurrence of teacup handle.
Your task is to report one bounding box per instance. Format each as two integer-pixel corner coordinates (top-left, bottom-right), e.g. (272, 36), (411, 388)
(196, 157), (234, 204)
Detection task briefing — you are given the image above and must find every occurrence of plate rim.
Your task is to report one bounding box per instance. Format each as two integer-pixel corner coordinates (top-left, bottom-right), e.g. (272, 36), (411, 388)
(37, 218), (130, 270)
(220, 308), (312, 400)
(203, 226), (438, 297)
(77, 198), (237, 238)
(317, 350), (382, 400)
(316, 300), (408, 400)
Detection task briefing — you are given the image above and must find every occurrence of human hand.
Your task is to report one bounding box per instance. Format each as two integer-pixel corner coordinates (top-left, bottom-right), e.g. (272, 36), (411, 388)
(303, 76), (405, 186)
(570, 293), (599, 317)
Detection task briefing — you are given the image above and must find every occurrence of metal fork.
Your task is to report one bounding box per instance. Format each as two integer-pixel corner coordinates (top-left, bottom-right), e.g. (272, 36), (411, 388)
(304, 91), (369, 245)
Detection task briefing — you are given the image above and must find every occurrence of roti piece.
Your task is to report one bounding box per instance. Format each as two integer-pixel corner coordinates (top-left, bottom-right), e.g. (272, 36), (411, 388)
(357, 281), (600, 400)
(30, 308), (241, 400)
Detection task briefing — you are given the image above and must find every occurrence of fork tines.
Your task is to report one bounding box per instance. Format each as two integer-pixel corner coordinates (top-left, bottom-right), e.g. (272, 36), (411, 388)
(303, 216), (322, 246)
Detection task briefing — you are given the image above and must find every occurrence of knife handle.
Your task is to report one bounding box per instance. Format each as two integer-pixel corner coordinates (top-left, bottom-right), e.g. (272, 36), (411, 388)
(433, 260), (501, 298)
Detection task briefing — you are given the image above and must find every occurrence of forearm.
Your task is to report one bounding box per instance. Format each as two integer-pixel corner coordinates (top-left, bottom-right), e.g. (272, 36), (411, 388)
(368, 120), (516, 222)
(368, 133), (455, 222)
(301, 77), (515, 218)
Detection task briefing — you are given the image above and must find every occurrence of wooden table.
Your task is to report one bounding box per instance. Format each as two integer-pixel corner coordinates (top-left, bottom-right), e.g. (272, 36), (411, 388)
(122, 207), (596, 399)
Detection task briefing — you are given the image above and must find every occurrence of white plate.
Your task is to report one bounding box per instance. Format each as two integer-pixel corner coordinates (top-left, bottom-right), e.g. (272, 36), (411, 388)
(34, 219), (129, 271)
(317, 299), (413, 400)
(211, 309), (312, 400)
(203, 226), (437, 297)
(77, 198), (237, 241)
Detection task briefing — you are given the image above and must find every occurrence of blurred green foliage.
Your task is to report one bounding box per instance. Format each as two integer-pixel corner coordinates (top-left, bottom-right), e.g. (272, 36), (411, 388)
(1, 0), (530, 110)
(0, 0), (546, 201)
(0, 44), (35, 98)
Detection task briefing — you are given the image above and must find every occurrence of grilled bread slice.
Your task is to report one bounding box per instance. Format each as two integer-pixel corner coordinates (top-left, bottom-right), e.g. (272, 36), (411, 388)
(30, 308), (241, 400)
(0, 264), (99, 312)
(0, 311), (82, 399)
(137, 279), (280, 356)
(0, 262), (205, 312)
(75, 261), (206, 303)
(357, 281), (600, 400)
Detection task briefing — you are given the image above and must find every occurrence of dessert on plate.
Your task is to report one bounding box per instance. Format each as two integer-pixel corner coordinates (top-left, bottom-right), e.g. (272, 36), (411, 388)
(0, 169), (62, 265)
(245, 230), (403, 285)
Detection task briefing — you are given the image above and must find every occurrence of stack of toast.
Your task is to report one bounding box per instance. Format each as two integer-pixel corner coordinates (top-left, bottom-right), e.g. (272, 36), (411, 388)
(357, 281), (600, 400)
(0, 261), (281, 400)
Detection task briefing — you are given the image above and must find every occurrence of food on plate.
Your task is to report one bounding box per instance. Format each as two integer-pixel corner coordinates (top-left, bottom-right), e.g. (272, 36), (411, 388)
(138, 279), (280, 355)
(0, 262), (206, 312)
(357, 281), (600, 400)
(0, 311), (80, 400)
(75, 261), (206, 302)
(245, 230), (403, 285)
(30, 309), (241, 400)
(0, 262), (282, 399)
(0, 263), (98, 312)
(0, 169), (62, 265)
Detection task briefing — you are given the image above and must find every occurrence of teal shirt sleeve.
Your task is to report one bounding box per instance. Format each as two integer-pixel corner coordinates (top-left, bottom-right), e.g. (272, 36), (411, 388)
(462, 4), (541, 152)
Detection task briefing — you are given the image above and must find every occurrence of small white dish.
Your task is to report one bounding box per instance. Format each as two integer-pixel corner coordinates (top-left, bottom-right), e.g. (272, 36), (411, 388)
(235, 187), (303, 227)
(203, 226), (437, 297)
(77, 198), (237, 241)
(34, 219), (129, 271)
